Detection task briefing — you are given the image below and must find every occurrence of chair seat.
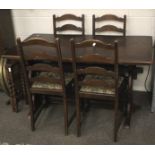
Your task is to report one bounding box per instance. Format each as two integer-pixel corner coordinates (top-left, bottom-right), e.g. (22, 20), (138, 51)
(80, 74), (123, 95)
(32, 72), (73, 90)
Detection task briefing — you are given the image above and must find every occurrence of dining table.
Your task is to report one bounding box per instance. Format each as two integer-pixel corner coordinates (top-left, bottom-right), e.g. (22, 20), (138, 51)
(0, 33), (154, 125)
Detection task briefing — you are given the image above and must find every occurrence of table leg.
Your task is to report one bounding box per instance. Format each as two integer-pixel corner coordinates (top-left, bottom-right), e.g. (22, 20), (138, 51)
(151, 45), (155, 112)
(151, 64), (155, 112)
(124, 75), (133, 127)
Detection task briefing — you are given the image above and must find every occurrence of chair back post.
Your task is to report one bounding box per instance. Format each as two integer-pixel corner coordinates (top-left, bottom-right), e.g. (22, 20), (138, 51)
(123, 15), (127, 37)
(17, 38), (30, 89)
(53, 14), (56, 36)
(17, 37), (35, 131)
(70, 38), (79, 95)
(17, 37), (35, 122)
(17, 38), (25, 66)
(55, 38), (66, 92)
(114, 40), (119, 99)
(92, 14), (95, 37)
(82, 14), (85, 36)
(114, 40), (119, 142)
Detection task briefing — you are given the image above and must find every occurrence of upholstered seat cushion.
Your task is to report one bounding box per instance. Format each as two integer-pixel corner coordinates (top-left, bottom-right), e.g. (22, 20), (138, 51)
(32, 72), (73, 90)
(80, 74), (123, 95)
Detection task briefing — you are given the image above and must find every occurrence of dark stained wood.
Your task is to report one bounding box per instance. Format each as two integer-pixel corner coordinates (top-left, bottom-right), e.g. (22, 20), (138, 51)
(95, 25), (124, 33)
(30, 76), (63, 85)
(29, 87), (63, 95)
(17, 37), (69, 135)
(2, 33), (152, 141)
(78, 79), (115, 87)
(2, 55), (20, 60)
(53, 14), (85, 36)
(77, 67), (115, 77)
(76, 54), (114, 64)
(4, 61), (24, 112)
(28, 34), (153, 65)
(3, 34), (153, 65)
(79, 92), (115, 100)
(1, 33), (153, 142)
(55, 14), (83, 21)
(22, 37), (57, 47)
(71, 38), (126, 141)
(75, 39), (115, 49)
(92, 14), (126, 36)
(27, 64), (61, 72)
(95, 14), (125, 22)
(56, 24), (83, 32)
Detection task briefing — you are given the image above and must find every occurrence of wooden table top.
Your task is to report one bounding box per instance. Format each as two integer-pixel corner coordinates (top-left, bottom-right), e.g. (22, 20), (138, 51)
(3, 34), (154, 65)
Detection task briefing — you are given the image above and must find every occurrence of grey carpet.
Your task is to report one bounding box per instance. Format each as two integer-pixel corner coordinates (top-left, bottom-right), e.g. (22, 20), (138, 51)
(0, 91), (155, 145)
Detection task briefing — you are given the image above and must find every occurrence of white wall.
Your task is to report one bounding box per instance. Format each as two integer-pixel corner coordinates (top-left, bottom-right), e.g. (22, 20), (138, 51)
(11, 9), (155, 91)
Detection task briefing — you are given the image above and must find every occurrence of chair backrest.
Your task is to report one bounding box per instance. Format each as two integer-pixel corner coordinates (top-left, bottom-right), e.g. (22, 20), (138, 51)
(92, 14), (126, 37)
(53, 14), (85, 36)
(70, 38), (119, 96)
(17, 37), (65, 92)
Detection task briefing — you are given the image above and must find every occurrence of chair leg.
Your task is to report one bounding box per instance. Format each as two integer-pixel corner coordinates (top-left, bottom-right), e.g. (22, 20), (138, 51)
(76, 97), (81, 137)
(64, 96), (68, 135)
(26, 91), (35, 131)
(114, 98), (119, 142)
(21, 74), (28, 104)
(7, 70), (18, 112)
(114, 97), (125, 142)
(124, 75), (133, 127)
(30, 109), (35, 131)
(128, 76), (133, 126)
(114, 112), (118, 142)
(11, 95), (18, 113)
(9, 83), (18, 112)
(22, 77), (29, 106)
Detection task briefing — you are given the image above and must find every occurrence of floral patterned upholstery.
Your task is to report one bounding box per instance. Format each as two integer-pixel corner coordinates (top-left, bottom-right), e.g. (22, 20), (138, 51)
(32, 72), (73, 90)
(80, 74), (123, 95)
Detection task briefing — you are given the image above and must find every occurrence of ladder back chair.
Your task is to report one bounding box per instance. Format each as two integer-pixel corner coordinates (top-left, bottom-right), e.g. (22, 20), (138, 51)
(92, 14), (126, 36)
(70, 38), (128, 141)
(17, 37), (73, 135)
(93, 14), (132, 126)
(53, 14), (85, 36)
